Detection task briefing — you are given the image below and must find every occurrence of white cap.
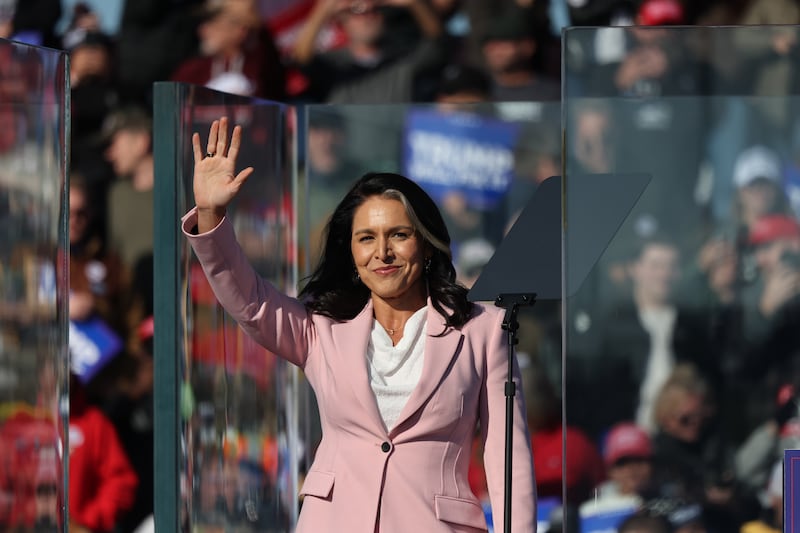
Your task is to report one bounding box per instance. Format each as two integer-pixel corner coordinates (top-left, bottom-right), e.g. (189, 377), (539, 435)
(733, 145), (782, 187)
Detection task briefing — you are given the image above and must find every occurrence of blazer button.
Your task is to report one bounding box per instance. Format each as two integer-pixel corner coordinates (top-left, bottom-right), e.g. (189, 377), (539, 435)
(381, 441), (391, 453)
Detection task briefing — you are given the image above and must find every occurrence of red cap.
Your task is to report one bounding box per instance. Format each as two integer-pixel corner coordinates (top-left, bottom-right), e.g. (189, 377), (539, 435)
(604, 422), (652, 466)
(749, 214), (800, 246)
(638, 0), (684, 26)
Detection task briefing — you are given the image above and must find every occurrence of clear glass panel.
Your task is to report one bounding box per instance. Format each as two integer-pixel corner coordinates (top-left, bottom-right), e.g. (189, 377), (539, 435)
(0, 39), (69, 530)
(564, 25), (800, 532)
(153, 84), (296, 532)
(299, 100), (561, 528)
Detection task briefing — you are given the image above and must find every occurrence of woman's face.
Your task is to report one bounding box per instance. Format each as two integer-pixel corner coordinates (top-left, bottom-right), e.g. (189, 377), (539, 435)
(351, 196), (428, 309)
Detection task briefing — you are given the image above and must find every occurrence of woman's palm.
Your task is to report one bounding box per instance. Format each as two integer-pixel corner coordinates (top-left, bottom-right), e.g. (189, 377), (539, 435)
(192, 117), (254, 212)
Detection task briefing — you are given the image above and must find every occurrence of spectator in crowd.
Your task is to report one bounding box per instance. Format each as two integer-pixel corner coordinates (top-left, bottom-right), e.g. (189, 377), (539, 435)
(171, 0), (286, 100)
(303, 109), (365, 265)
(115, 0), (204, 105)
(461, 0), (557, 77)
(650, 364), (759, 531)
(102, 107), (155, 339)
(729, 146), (793, 249)
(0, 0), (61, 47)
(650, 364), (719, 500)
(525, 365), (605, 505)
(579, 422), (654, 532)
(66, 29), (120, 222)
(433, 63), (492, 107)
(291, 0), (446, 103)
(580, 0), (712, 256)
(480, 9), (560, 102)
(734, 0), (800, 143)
(91, 316), (156, 533)
(687, 146), (794, 441)
(738, 214), (800, 431)
(577, 237), (715, 439)
(69, 174), (128, 335)
(735, 384), (798, 502)
(598, 422), (656, 501)
(69, 373), (139, 533)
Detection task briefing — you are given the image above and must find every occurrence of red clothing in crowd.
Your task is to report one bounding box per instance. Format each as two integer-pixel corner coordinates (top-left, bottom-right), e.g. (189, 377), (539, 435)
(69, 392), (138, 532)
(532, 425), (605, 503)
(469, 425), (605, 505)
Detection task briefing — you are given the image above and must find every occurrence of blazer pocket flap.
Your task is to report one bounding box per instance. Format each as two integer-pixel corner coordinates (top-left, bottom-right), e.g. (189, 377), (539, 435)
(434, 495), (487, 530)
(299, 470), (335, 499)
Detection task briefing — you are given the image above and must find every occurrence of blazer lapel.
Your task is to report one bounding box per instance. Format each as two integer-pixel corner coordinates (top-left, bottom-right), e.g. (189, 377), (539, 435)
(331, 300), (387, 435)
(390, 303), (463, 437)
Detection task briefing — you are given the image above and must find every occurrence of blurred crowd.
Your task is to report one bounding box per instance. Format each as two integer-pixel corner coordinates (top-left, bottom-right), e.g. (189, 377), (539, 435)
(5, 0), (800, 531)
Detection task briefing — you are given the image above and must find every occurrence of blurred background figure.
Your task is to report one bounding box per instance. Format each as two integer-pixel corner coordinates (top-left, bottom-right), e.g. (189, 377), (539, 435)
(171, 0), (286, 100)
(598, 422), (655, 502)
(649, 364), (760, 531)
(579, 422), (654, 533)
(572, 237), (715, 440)
(291, 0), (446, 103)
(101, 107), (155, 339)
(69, 373), (138, 533)
(0, 0), (61, 46)
(480, 8), (559, 102)
(66, 26), (120, 194)
(69, 174), (127, 335)
(433, 63), (491, 107)
(115, 0), (202, 106)
(303, 109), (365, 264)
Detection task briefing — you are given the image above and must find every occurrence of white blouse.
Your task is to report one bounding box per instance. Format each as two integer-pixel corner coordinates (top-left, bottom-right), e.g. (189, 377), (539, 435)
(367, 306), (428, 431)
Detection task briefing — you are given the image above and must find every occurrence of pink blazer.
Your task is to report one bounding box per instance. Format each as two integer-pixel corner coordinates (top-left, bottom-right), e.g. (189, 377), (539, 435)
(183, 208), (537, 532)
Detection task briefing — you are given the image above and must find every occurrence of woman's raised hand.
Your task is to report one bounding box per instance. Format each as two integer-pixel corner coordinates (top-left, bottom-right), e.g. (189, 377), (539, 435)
(192, 116), (254, 231)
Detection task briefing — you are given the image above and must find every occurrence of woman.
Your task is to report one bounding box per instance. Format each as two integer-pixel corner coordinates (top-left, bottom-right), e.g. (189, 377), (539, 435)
(181, 117), (536, 532)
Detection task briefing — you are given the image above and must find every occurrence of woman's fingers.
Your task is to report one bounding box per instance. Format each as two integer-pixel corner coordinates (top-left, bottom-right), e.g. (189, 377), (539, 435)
(234, 166), (254, 188)
(207, 119), (219, 155)
(217, 116), (229, 157)
(192, 132), (202, 163)
(228, 125), (242, 162)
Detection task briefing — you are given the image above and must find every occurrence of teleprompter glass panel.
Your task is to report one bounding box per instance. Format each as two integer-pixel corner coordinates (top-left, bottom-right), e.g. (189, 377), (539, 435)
(563, 25), (800, 532)
(0, 38), (69, 531)
(153, 84), (297, 532)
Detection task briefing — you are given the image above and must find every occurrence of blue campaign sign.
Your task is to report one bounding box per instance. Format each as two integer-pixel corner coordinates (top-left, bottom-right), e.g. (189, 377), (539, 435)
(69, 317), (123, 383)
(403, 109), (521, 209)
(579, 496), (639, 533)
(785, 449), (800, 531)
(580, 508), (637, 533)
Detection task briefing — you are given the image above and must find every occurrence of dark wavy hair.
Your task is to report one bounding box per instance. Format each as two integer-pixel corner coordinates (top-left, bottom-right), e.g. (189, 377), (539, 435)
(299, 172), (474, 330)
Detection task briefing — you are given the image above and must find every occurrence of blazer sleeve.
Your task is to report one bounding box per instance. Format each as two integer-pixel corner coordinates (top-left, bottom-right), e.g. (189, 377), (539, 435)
(181, 207), (315, 368)
(479, 309), (537, 532)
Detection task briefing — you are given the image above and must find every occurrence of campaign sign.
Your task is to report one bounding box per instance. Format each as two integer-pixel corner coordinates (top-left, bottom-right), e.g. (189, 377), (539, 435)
(69, 317), (123, 383)
(785, 449), (800, 532)
(403, 109), (520, 210)
(579, 497), (639, 533)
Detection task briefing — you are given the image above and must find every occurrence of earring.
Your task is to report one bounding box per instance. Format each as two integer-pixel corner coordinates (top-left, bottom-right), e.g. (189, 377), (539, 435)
(424, 258), (431, 274)
(353, 270), (361, 283)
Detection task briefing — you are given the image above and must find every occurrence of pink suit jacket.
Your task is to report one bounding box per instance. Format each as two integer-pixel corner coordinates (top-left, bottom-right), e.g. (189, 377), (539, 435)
(182, 208), (537, 532)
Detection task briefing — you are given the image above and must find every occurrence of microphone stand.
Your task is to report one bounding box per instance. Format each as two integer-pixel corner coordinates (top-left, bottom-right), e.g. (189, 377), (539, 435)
(495, 292), (536, 533)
